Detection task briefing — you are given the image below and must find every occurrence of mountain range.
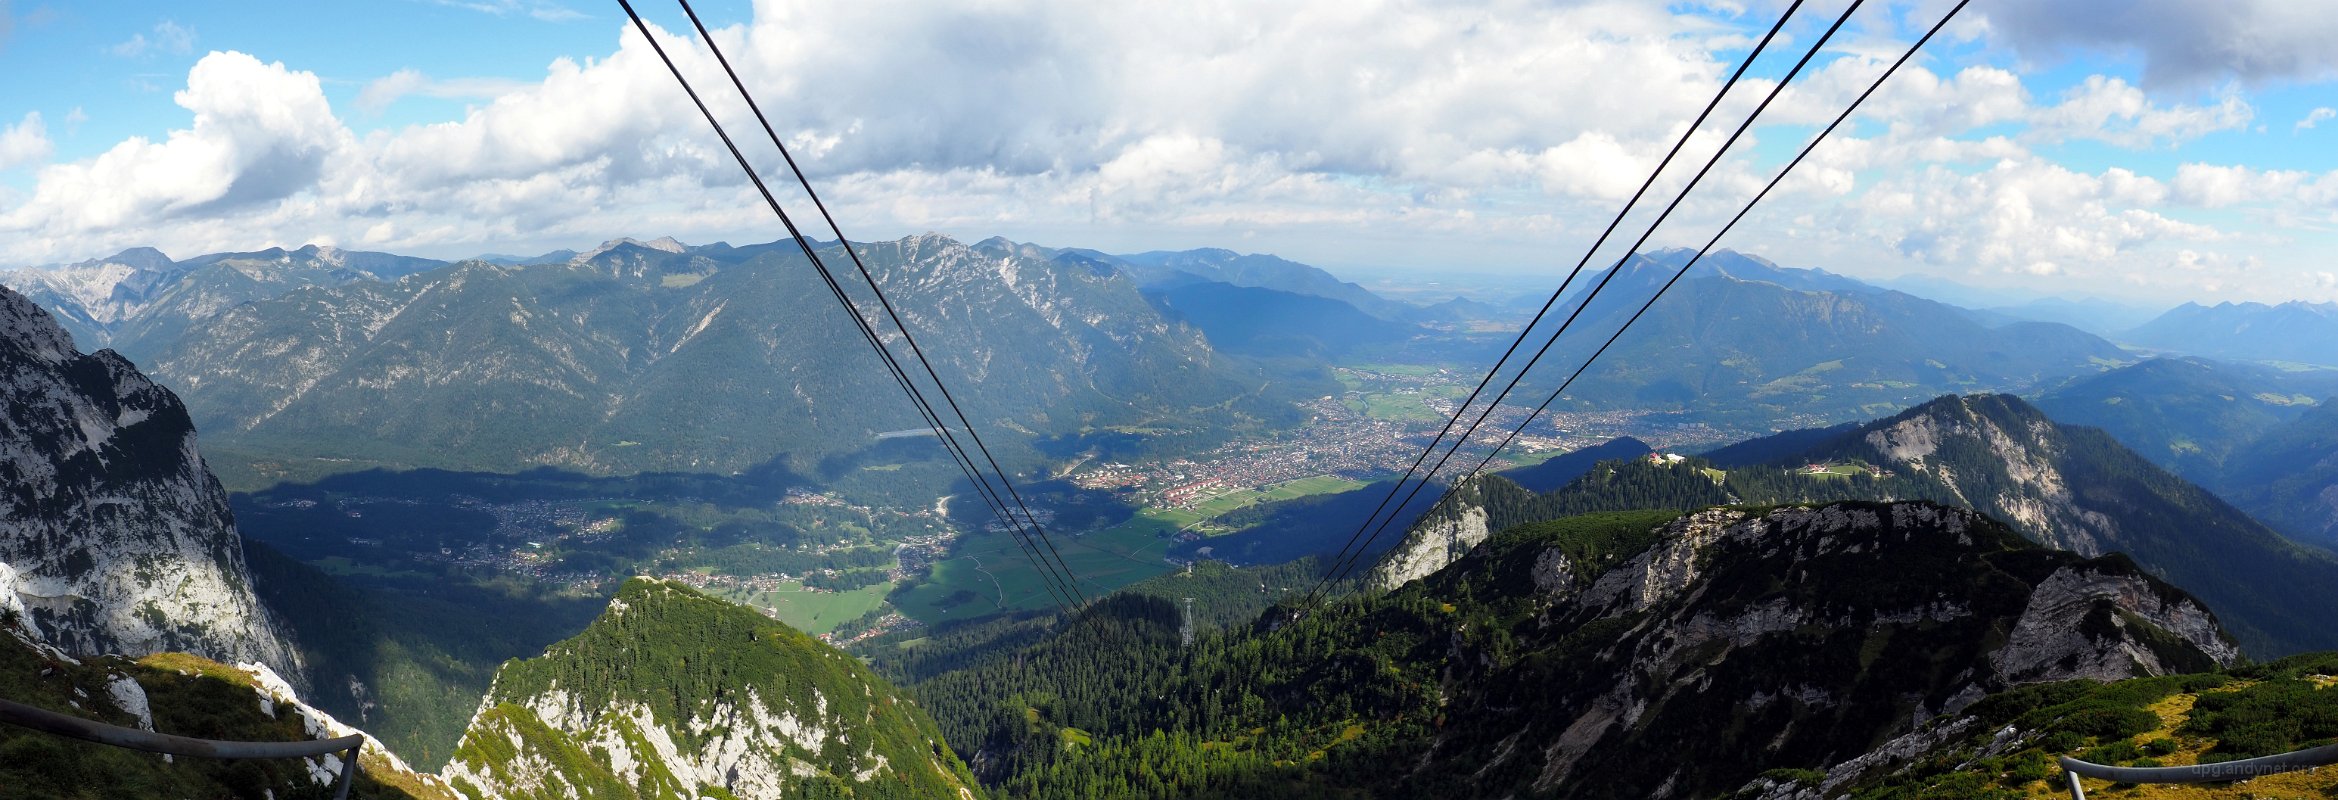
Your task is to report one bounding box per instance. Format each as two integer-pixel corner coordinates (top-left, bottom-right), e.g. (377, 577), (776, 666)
(1513, 251), (2129, 426)
(2125, 300), (2338, 367)
(2032, 356), (2338, 548)
(14, 235), (1341, 482)
(13, 271), (2338, 797)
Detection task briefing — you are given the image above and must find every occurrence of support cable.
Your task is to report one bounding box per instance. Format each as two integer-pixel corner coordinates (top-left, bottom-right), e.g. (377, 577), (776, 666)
(618, 0), (1082, 611)
(1300, 0), (1807, 600)
(672, 0), (1092, 605)
(1309, 0), (1868, 603)
(1384, 0), (1978, 590)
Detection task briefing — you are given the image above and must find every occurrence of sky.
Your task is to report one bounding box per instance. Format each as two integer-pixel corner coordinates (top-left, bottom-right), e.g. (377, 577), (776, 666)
(0, 0), (2334, 305)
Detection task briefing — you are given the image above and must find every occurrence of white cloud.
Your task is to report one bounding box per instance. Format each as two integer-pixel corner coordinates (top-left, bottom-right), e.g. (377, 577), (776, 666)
(2028, 76), (2251, 148)
(1852, 158), (2218, 277)
(2170, 164), (2338, 208)
(0, 110), (49, 170)
(1983, 0), (2338, 89)
(2298, 107), (2336, 132)
(427, 0), (586, 23)
(354, 68), (532, 115)
(1, 51), (347, 234)
(108, 20), (195, 59)
(0, 0), (2331, 305)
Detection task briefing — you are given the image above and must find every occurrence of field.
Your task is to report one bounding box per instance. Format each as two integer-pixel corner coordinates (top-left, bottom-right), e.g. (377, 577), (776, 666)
(1796, 463), (1871, 480)
(1347, 391), (1446, 422)
(892, 474), (1364, 623)
(707, 579), (894, 635)
(892, 516), (1182, 620)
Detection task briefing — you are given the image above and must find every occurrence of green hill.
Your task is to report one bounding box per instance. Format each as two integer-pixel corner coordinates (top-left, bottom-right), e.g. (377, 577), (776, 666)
(441, 578), (978, 800)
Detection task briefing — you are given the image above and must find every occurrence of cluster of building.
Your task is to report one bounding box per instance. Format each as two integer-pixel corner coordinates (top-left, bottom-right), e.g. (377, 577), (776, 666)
(652, 571), (795, 593)
(817, 611), (921, 647)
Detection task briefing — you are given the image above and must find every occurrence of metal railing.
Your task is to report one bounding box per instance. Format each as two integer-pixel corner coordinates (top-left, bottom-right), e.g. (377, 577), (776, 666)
(0, 697), (365, 799)
(2060, 744), (2338, 798)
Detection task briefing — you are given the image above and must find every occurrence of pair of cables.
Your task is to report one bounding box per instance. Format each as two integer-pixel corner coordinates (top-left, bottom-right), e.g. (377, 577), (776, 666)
(1306, 0), (1973, 604)
(618, 0), (1089, 613)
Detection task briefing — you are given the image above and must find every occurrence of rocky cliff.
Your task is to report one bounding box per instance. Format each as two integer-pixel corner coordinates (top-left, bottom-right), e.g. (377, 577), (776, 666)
(0, 283), (297, 674)
(1367, 475), (1494, 591)
(1385, 502), (2239, 798)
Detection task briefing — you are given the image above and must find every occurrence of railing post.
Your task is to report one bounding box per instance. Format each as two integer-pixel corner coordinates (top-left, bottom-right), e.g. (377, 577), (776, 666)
(335, 742), (363, 800)
(2064, 770), (2086, 800)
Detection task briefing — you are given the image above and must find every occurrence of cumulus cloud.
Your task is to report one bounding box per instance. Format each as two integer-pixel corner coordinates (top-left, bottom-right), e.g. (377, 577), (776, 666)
(1854, 158), (2216, 277)
(2028, 76), (2251, 148)
(1, 51), (347, 233)
(2169, 164), (2338, 208)
(1983, 0), (2338, 89)
(0, 0), (2327, 305)
(0, 111), (49, 170)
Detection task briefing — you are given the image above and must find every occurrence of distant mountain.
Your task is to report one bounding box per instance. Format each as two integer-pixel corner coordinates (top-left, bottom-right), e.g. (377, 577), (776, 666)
(1526, 254), (2128, 426)
(1869, 272), (2052, 309)
(1142, 280), (1415, 358)
(0, 284), (299, 673)
(0, 244), (450, 355)
(1651, 247), (1884, 295)
(444, 578), (977, 800)
(1982, 295), (2166, 337)
(2220, 399), (2338, 548)
(140, 233), (1314, 478)
(1111, 246), (1419, 320)
(2127, 300), (2338, 366)
(892, 502), (2236, 798)
(1494, 436), (1653, 493)
(2033, 356), (2335, 484)
(0, 247), (195, 348)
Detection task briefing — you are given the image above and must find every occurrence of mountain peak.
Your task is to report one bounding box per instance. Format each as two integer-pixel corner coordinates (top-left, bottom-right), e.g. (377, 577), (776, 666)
(0, 283), (77, 362)
(95, 246), (176, 271)
(576, 236), (689, 262)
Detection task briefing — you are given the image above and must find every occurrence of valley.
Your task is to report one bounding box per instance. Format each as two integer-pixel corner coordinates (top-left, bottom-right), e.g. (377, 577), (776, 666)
(8, 7), (2338, 798)
(8, 235), (2338, 798)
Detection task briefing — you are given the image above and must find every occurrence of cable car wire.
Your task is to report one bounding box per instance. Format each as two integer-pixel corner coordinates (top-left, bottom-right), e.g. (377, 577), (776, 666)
(618, 0), (1083, 611)
(1308, 0), (1868, 603)
(670, 0), (1092, 606)
(1298, 0), (1810, 601)
(1437, 0), (1976, 504)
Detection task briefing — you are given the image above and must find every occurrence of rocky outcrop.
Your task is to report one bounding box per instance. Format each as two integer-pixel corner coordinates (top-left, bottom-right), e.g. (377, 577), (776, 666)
(1369, 475), (1498, 591)
(1990, 564), (2240, 682)
(0, 284), (298, 675)
(1826, 393), (2338, 657)
(1389, 501), (2239, 799)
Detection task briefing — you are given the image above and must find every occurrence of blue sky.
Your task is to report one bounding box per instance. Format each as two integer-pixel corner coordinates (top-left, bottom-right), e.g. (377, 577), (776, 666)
(0, 0), (2334, 305)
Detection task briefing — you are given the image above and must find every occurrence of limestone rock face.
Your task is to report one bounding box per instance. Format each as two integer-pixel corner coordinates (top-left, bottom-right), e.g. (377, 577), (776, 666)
(1383, 501), (2239, 799)
(0, 284), (297, 675)
(1369, 475), (1496, 591)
